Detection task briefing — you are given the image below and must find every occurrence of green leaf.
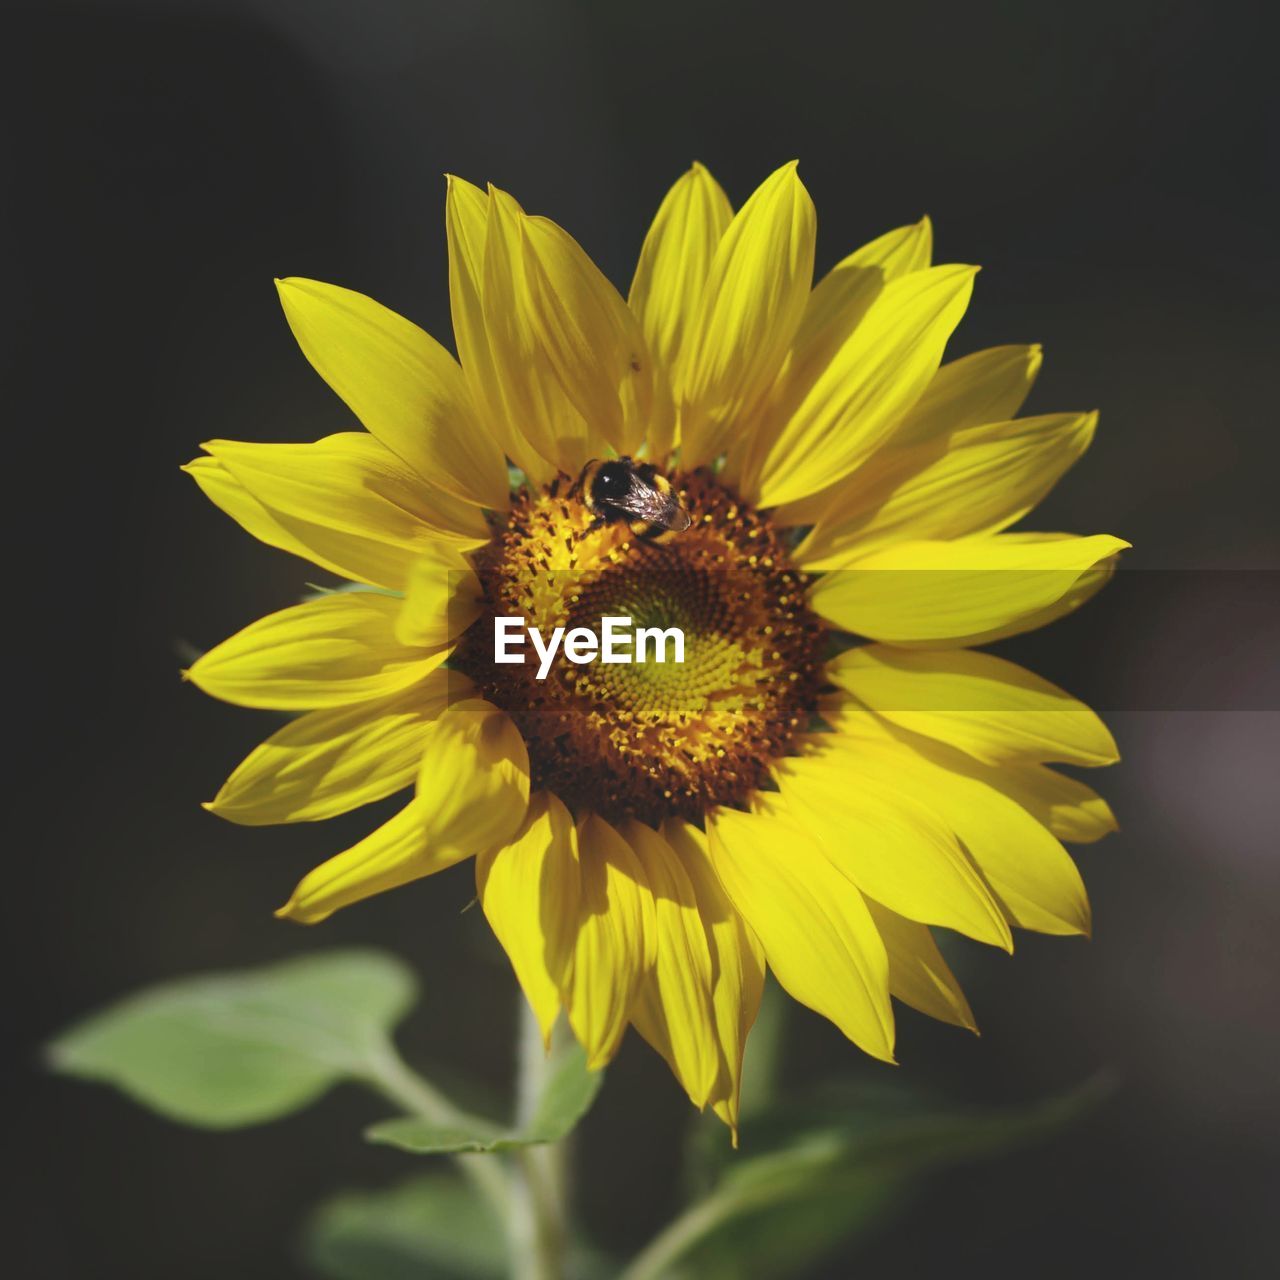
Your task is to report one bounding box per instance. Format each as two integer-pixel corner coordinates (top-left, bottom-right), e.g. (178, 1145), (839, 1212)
(47, 949), (417, 1128)
(365, 1115), (508, 1155)
(631, 1077), (1112, 1280)
(367, 1041), (603, 1155)
(304, 1172), (506, 1280)
(683, 1168), (905, 1280)
(521, 1040), (606, 1142)
(725, 1076), (1109, 1189)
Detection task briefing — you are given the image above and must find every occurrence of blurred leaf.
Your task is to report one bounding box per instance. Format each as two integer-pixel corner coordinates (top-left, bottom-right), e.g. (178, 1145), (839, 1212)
(367, 1041), (603, 1155)
(303, 581), (400, 600)
(304, 1172), (505, 1280)
(521, 1041), (606, 1142)
(305, 1170), (617, 1280)
(685, 1168), (905, 1280)
(629, 1077), (1112, 1280)
(47, 949), (416, 1128)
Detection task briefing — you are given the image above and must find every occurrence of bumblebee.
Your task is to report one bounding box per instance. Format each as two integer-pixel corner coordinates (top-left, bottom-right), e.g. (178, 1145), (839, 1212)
(573, 457), (692, 542)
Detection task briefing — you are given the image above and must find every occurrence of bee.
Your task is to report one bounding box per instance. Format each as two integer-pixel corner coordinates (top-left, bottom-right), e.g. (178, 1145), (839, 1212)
(573, 457), (692, 542)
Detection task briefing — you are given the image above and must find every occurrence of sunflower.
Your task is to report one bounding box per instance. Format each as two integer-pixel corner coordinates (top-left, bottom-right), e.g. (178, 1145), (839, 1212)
(184, 162), (1124, 1137)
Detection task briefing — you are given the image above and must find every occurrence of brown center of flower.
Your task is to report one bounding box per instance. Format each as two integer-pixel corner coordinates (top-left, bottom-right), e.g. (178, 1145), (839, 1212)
(453, 468), (826, 824)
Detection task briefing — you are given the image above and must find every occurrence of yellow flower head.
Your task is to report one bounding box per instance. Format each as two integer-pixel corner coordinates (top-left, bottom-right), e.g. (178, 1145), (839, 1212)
(185, 162), (1125, 1136)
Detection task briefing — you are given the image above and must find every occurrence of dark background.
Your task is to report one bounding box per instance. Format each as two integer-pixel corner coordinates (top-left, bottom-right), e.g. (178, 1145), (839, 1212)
(8, 0), (1278, 1276)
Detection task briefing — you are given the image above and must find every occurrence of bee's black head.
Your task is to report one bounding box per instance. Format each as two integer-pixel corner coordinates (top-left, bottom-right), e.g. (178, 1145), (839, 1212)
(592, 459), (634, 501)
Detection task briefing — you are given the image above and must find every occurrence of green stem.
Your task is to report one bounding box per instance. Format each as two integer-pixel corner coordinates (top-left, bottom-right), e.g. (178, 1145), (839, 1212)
(363, 1041), (511, 1230)
(616, 1194), (737, 1280)
(364, 1001), (574, 1278)
(623, 978), (790, 1280)
(508, 1002), (567, 1280)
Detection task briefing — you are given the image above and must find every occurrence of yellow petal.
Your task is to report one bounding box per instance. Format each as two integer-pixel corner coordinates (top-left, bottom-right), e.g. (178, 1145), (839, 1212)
(628, 163), (733, 430)
(795, 411), (1098, 569)
(623, 820), (719, 1108)
(752, 265), (977, 508)
(564, 814), (655, 1069)
(206, 433), (490, 544)
(706, 805), (894, 1062)
(863, 897), (976, 1031)
(829, 645), (1118, 767)
(393, 547), (482, 648)
(186, 454), (480, 591)
(446, 175), (550, 483)
(726, 217), (933, 492)
(985, 762), (1118, 843)
(185, 456), (361, 582)
(187, 592), (447, 710)
(475, 792), (580, 1044)
(773, 341), (1043, 530)
(520, 214), (670, 459)
(907, 760), (1090, 937)
(822, 691), (1117, 844)
(409, 700), (531, 859)
(662, 819), (764, 1138)
(679, 162), (816, 467)
(783, 217), (934, 413)
(275, 277), (509, 510)
(889, 342), (1044, 450)
(277, 699), (530, 924)
(824, 712), (1091, 936)
(808, 532), (1129, 646)
(482, 187), (597, 477)
(202, 434), (488, 591)
(912, 734), (1118, 845)
(774, 745), (1011, 949)
(207, 669), (472, 825)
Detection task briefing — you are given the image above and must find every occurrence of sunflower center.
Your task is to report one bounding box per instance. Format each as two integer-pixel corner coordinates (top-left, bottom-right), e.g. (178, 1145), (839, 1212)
(453, 469), (825, 823)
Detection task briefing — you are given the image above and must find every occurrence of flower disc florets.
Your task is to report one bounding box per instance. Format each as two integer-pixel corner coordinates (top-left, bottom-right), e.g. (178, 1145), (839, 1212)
(454, 468), (826, 823)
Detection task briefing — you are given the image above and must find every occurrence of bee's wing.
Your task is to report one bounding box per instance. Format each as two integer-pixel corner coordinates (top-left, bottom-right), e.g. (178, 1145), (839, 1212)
(617, 474), (692, 531)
